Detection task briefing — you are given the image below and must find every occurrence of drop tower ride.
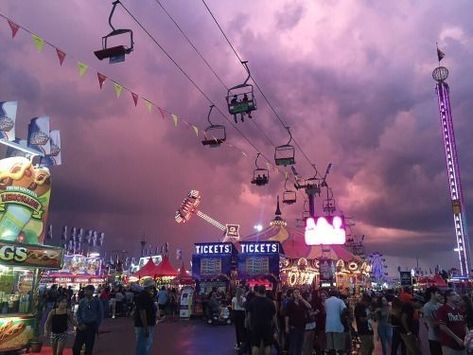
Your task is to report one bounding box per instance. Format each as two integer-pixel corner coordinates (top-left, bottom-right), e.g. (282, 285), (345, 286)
(432, 54), (471, 276)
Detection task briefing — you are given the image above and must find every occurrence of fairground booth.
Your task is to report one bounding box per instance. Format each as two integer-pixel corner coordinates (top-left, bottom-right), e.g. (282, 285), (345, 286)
(0, 104), (64, 353)
(242, 200), (371, 290)
(128, 255), (178, 286)
(41, 254), (106, 290)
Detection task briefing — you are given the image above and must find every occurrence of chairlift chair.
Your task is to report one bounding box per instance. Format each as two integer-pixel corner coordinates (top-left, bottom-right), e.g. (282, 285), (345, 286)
(250, 153), (269, 186)
(275, 127), (295, 166)
(226, 61), (256, 120)
(201, 105), (226, 147)
(282, 174), (297, 205)
(94, 1), (134, 63)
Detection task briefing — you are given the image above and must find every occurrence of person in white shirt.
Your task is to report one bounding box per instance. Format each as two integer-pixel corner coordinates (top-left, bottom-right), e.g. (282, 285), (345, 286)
(231, 287), (247, 350)
(325, 289), (347, 354)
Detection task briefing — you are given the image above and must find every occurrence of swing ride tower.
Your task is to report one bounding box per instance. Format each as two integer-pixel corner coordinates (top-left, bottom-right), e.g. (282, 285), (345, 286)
(432, 64), (471, 276)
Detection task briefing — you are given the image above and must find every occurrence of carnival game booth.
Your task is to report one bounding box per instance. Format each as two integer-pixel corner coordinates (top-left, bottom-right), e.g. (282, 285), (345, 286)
(242, 203), (371, 289)
(191, 242), (238, 316)
(153, 255), (179, 286)
(237, 241), (284, 290)
(40, 254), (106, 290)
(172, 262), (194, 287)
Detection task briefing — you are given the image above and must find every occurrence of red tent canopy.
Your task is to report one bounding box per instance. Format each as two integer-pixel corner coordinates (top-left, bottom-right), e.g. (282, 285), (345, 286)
(173, 262), (194, 285)
(432, 274), (447, 287)
(133, 258), (159, 278)
(154, 256), (178, 278)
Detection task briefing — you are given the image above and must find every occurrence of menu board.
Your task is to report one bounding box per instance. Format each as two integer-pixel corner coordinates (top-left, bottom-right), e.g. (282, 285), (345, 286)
(200, 258), (222, 276)
(245, 256), (269, 276)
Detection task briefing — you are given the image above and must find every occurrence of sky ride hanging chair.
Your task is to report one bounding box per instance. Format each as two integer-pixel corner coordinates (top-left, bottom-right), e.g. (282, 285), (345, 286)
(201, 105), (226, 147)
(274, 127), (295, 166)
(94, 1), (134, 63)
(251, 153), (269, 186)
(226, 61), (256, 122)
(282, 174), (297, 205)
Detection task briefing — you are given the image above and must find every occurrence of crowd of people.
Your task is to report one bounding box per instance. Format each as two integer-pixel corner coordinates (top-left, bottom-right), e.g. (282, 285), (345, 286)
(227, 285), (473, 355)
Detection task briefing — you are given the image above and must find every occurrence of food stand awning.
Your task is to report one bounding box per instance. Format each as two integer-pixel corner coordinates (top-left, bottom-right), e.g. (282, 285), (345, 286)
(133, 258), (159, 278)
(154, 256), (178, 277)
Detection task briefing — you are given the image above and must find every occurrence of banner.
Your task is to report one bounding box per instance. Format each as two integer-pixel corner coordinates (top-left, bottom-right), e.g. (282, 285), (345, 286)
(27, 116), (51, 155)
(0, 157), (51, 244)
(0, 101), (17, 141)
(40, 130), (62, 167)
(0, 240), (63, 268)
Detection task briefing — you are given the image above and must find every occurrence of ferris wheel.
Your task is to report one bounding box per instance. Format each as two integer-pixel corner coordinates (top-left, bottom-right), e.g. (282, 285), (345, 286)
(367, 252), (388, 284)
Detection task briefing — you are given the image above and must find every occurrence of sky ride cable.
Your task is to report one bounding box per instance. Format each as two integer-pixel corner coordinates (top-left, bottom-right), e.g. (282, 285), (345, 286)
(200, 0), (319, 175)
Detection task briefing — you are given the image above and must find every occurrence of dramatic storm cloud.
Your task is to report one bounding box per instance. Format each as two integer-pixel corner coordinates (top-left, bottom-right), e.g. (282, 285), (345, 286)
(0, 0), (472, 273)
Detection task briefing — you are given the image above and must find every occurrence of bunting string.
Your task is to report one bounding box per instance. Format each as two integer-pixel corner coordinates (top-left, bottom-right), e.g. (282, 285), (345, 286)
(0, 12), (290, 180)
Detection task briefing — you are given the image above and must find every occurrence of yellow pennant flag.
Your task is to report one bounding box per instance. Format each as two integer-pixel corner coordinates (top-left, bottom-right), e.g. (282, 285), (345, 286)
(192, 125), (199, 136)
(143, 99), (153, 112)
(32, 34), (45, 52)
(77, 62), (88, 77)
(172, 113), (178, 127)
(113, 82), (123, 98)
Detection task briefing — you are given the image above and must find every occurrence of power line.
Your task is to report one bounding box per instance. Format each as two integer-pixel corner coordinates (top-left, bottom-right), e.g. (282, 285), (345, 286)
(200, 0), (318, 175)
(119, 2), (275, 166)
(152, 0), (277, 149)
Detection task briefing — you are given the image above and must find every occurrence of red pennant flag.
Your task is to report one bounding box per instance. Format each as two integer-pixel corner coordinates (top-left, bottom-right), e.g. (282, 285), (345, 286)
(131, 92), (138, 106)
(8, 20), (20, 38)
(97, 72), (107, 89)
(158, 107), (166, 120)
(56, 49), (66, 66)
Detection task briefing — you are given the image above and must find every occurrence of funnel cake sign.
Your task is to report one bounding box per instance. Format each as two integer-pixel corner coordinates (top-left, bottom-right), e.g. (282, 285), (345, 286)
(0, 157), (50, 245)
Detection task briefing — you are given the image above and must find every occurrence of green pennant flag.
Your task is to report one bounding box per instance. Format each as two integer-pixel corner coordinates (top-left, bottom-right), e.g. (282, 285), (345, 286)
(77, 62), (88, 77)
(32, 34), (45, 52)
(113, 82), (123, 98)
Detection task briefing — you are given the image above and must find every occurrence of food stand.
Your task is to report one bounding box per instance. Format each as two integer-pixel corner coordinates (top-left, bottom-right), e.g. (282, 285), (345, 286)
(0, 156), (63, 352)
(237, 241), (283, 290)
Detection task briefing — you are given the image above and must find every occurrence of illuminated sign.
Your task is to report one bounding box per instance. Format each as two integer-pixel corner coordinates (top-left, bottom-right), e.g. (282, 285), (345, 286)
(240, 242), (280, 254)
(225, 224), (240, 239)
(0, 241), (63, 268)
(194, 243), (234, 255)
(304, 216), (346, 245)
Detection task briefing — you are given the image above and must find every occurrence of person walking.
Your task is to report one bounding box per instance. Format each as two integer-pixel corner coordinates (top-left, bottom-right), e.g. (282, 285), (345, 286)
(438, 290), (467, 355)
(134, 279), (160, 355)
(355, 294), (374, 355)
(400, 294), (421, 355)
(232, 287), (247, 351)
(72, 285), (103, 355)
(324, 289), (347, 355)
(157, 286), (169, 317)
(44, 296), (77, 355)
(422, 286), (443, 355)
(285, 288), (312, 355)
(375, 296), (392, 355)
(246, 285), (277, 355)
(391, 297), (406, 355)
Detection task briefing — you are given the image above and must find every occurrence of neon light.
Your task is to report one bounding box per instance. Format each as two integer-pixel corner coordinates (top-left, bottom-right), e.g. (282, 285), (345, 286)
(304, 216), (346, 245)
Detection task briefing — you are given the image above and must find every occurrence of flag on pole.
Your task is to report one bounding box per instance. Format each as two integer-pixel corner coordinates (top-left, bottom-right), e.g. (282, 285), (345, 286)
(32, 34), (45, 52)
(56, 49), (66, 66)
(97, 73), (107, 89)
(7, 20), (20, 38)
(437, 47), (445, 62)
(47, 225), (53, 240)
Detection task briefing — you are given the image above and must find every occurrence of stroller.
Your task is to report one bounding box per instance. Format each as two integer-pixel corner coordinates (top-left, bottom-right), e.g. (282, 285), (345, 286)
(207, 297), (231, 325)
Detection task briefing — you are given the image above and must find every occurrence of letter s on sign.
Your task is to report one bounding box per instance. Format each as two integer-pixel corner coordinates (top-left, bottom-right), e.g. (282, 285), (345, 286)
(14, 247), (28, 262)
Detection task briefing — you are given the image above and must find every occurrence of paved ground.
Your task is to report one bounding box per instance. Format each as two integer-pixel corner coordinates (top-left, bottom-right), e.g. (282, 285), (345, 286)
(36, 316), (431, 355)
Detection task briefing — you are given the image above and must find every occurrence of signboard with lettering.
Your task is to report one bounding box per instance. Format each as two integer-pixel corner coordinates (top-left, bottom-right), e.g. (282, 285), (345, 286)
(192, 243), (237, 280)
(400, 271), (412, 286)
(0, 241), (63, 268)
(237, 241), (283, 279)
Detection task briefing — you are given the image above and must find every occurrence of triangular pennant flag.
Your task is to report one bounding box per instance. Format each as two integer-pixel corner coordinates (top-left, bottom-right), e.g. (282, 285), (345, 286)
(131, 92), (139, 106)
(77, 62), (88, 77)
(192, 125), (199, 136)
(113, 82), (123, 98)
(8, 20), (20, 38)
(143, 98), (153, 112)
(31, 34), (45, 52)
(158, 107), (166, 120)
(56, 49), (66, 66)
(97, 72), (107, 89)
(172, 113), (178, 127)
(241, 151), (247, 157)
(437, 47), (445, 62)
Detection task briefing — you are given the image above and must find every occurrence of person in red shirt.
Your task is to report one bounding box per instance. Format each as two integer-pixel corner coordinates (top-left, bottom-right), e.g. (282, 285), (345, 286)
(437, 290), (468, 355)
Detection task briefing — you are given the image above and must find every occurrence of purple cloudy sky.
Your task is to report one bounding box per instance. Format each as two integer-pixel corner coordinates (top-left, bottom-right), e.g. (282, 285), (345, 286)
(1, 0), (473, 273)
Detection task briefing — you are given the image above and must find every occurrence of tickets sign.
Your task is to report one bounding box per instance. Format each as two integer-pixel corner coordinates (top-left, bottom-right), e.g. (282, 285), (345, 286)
(0, 241), (63, 268)
(0, 157), (51, 245)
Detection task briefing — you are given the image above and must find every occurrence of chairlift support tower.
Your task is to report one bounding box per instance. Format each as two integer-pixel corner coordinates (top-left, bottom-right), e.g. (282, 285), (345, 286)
(433, 64), (471, 276)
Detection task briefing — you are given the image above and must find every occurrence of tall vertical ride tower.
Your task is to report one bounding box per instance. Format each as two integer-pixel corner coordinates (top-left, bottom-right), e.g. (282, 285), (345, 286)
(432, 63), (471, 276)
